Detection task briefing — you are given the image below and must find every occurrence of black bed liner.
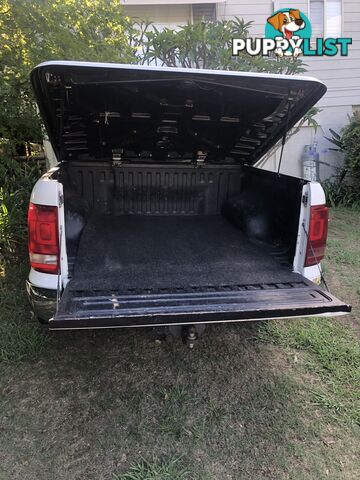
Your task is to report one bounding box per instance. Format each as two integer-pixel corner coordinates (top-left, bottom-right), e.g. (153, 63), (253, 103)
(69, 215), (299, 290)
(50, 215), (350, 329)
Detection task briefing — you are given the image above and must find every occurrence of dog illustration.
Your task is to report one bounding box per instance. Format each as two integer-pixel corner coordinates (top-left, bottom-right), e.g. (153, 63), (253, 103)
(267, 9), (305, 57)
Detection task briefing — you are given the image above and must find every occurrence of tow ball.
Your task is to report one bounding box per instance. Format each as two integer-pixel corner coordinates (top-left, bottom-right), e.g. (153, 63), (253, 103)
(169, 324), (206, 349)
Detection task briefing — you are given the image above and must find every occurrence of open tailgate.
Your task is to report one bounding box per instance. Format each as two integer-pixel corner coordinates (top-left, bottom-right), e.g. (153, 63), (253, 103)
(50, 279), (350, 330)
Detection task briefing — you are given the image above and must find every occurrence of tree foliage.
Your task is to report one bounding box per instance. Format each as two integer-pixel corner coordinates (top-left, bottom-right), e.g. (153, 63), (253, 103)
(0, 0), (137, 257)
(0, 0), (138, 147)
(140, 18), (308, 75)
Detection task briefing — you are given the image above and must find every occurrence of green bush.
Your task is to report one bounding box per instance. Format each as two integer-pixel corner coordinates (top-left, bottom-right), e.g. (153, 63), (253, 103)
(0, 143), (43, 259)
(322, 178), (360, 208)
(0, 0), (137, 259)
(342, 112), (360, 186)
(142, 18), (308, 74)
(324, 113), (360, 207)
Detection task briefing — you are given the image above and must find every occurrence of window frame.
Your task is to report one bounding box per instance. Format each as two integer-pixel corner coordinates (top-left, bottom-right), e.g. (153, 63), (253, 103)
(308, 0), (343, 38)
(191, 3), (217, 23)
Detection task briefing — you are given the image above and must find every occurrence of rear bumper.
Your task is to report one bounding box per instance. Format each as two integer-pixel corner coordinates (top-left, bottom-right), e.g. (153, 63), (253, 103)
(26, 281), (57, 323)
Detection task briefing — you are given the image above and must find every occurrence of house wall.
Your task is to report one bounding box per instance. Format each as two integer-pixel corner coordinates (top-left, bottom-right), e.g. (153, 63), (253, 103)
(123, 4), (191, 28)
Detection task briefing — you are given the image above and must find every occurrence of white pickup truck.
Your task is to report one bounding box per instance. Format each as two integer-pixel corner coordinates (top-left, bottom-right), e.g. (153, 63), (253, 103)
(26, 61), (350, 341)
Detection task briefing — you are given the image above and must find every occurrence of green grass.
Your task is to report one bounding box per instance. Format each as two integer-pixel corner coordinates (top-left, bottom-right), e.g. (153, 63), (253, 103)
(260, 208), (360, 426)
(326, 244), (360, 266)
(0, 262), (47, 362)
(159, 386), (191, 438)
(113, 458), (189, 480)
(0, 208), (359, 479)
(260, 318), (360, 424)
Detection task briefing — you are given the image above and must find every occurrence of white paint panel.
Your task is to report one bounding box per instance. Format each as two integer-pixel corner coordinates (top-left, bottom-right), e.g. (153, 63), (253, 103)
(309, 182), (326, 205)
(30, 170), (59, 206)
(29, 268), (58, 290)
(58, 182), (69, 288)
(302, 265), (323, 283)
(292, 181), (325, 282)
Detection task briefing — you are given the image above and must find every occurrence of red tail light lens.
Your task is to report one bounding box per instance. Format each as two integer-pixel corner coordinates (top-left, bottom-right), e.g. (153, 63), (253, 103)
(304, 205), (329, 267)
(28, 203), (59, 274)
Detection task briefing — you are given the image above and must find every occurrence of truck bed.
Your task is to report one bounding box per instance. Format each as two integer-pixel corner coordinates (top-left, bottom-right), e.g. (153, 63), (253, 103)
(69, 215), (302, 293)
(52, 213), (349, 330)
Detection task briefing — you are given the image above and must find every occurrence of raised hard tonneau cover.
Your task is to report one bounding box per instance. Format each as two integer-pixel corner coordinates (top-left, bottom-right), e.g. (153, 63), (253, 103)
(31, 61), (326, 165)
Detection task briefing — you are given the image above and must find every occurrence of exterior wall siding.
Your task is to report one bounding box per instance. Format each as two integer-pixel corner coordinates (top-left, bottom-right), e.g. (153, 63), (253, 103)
(124, 4), (191, 28)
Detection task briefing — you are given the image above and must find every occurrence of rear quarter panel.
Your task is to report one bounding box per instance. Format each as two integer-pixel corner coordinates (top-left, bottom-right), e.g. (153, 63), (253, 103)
(293, 181), (326, 283)
(28, 168), (69, 289)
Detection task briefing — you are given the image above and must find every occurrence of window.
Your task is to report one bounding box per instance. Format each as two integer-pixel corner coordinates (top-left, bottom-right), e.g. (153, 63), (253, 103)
(192, 3), (216, 23)
(309, 0), (342, 38)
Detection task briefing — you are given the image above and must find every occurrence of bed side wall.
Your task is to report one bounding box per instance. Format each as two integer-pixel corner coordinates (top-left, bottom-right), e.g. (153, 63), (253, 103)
(222, 167), (305, 261)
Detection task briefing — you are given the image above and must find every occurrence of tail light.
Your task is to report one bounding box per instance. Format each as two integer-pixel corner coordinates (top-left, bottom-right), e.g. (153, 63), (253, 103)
(304, 205), (329, 267)
(28, 203), (59, 274)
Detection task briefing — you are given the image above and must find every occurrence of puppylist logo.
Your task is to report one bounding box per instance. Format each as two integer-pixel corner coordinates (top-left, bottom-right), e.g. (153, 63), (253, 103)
(232, 8), (352, 58)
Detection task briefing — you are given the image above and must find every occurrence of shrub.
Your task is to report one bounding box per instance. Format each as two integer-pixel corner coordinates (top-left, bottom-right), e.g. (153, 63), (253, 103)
(141, 18), (308, 74)
(342, 112), (360, 186)
(322, 179), (360, 209)
(324, 113), (360, 207)
(0, 142), (43, 259)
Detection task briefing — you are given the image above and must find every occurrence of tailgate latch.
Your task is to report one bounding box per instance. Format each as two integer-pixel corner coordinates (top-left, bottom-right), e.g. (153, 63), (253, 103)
(112, 148), (123, 167)
(302, 192), (309, 206)
(196, 150), (207, 165)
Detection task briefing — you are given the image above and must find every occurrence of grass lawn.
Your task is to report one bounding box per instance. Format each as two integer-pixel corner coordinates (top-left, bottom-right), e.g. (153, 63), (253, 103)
(0, 208), (359, 480)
